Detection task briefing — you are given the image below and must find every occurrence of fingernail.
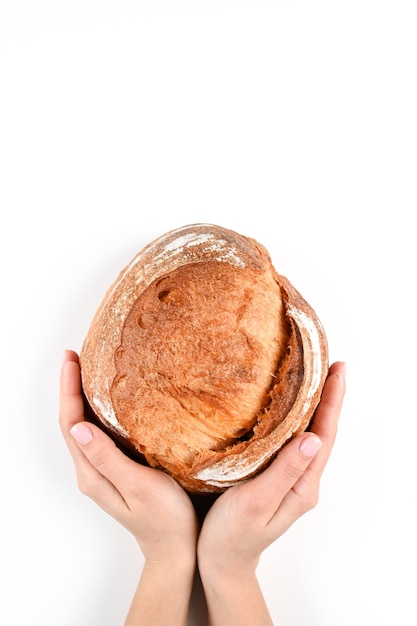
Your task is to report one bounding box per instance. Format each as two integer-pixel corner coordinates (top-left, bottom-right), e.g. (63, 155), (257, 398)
(70, 423), (94, 446)
(62, 349), (72, 365)
(299, 434), (322, 458)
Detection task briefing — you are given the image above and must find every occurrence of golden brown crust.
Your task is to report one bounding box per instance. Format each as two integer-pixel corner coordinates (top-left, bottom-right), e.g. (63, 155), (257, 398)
(80, 224), (328, 493)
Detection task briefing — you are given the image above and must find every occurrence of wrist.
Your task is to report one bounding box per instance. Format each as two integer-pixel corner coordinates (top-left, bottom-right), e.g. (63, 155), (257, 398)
(199, 566), (273, 626)
(137, 532), (197, 571)
(199, 562), (257, 591)
(143, 552), (196, 579)
(125, 556), (196, 626)
(198, 553), (260, 600)
(198, 546), (259, 584)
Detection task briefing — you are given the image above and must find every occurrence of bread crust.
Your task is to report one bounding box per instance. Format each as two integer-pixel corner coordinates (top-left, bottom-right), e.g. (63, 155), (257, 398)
(80, 224), (328, 493)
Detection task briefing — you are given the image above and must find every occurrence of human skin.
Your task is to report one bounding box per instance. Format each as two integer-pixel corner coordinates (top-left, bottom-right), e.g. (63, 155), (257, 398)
(59, 351), (345, 625)
(60, 351), (198, 626)
(197, 361), (346, 625)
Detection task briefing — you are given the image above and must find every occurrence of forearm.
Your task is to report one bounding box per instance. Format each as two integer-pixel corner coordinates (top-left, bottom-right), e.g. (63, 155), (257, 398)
(200, 570), (273, 626)
(124, 559), (195, 626)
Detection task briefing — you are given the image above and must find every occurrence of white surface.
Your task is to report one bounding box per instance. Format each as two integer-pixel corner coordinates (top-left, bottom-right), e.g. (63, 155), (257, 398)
(1, 2), (416, 625)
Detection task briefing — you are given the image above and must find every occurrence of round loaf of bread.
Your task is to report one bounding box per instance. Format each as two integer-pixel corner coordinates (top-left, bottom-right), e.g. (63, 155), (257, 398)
(80, 224), (328, 493)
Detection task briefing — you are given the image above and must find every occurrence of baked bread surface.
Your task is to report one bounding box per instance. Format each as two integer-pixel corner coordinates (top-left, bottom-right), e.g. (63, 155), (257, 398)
(80, 224), (328, 493)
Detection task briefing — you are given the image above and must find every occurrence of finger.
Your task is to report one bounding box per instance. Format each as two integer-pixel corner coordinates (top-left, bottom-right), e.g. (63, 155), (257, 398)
(59, 350), (85, 436)
(59, 350), (95, 476)
(266, 362), (346, 535)
(58, 351), (120, 514)
(69, 419), (160, 505)
(232, 431), (323, 523)
(59, 351), (161, 513)
(307, 361), (346, 477)
(236, 362), (346, 525)
(263, 436), (326, 536)
(67, 420), (134, 516)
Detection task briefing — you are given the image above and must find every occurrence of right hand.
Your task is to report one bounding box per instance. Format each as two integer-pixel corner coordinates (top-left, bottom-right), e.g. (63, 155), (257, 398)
(197, 361), (346, 581)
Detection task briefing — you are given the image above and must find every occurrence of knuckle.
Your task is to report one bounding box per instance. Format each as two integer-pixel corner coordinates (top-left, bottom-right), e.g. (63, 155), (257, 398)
(75, 471), (97, 497)
(303, 489), (320, 512)
(89, 447), (112, 470)
(294, 485), (320, 514)
(283, 460), (304, 482)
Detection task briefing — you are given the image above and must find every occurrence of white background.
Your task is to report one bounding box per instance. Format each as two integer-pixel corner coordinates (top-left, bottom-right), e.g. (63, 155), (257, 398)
(1, 1), (416, 625)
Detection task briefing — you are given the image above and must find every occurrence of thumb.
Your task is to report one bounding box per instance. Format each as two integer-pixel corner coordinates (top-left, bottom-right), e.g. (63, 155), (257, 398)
(69, 421), (148, 495)
(237, 432), (323, 522)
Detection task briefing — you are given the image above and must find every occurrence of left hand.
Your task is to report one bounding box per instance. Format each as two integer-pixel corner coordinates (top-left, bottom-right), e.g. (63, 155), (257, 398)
(59, 350), (199, 566)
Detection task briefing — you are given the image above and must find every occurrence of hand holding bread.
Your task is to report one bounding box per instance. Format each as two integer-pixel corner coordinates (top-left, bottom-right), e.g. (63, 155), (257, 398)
(59, 349), (345, 625)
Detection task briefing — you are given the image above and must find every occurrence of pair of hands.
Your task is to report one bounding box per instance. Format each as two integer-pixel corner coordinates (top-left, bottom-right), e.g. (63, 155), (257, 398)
(59, 350), (345, 624)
